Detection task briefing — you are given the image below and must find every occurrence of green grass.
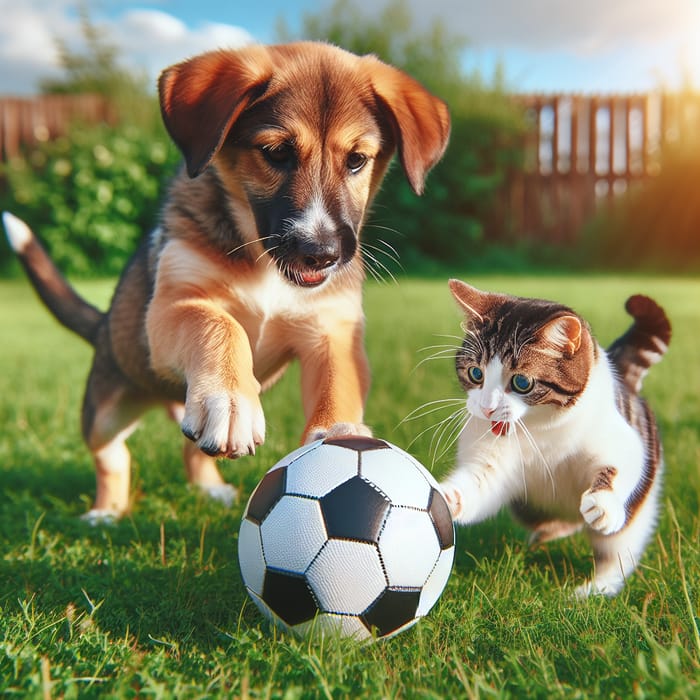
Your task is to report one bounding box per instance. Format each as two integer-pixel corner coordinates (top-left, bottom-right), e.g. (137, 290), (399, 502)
(1, 274), (699, 698)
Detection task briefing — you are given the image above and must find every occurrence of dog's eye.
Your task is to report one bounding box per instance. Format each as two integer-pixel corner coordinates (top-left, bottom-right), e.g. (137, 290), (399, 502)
(346, 152), (367, 174)
(261, 143), (295, 168)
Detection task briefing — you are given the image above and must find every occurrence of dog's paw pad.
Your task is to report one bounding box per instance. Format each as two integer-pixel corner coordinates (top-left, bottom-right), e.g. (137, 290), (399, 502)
(306, 422), (373, 443)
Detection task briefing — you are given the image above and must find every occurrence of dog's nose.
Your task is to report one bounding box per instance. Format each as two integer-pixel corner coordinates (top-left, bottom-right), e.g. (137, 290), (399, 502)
(297, 239), (340, 270)
(302, 252), (338, 269)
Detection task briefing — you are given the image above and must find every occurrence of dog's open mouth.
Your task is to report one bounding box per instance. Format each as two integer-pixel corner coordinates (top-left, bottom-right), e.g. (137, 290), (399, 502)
(283, 265), (335, 288)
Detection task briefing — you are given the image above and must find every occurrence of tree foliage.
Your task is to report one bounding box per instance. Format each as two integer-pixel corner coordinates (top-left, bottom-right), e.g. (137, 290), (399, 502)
(0, 7), (178, 276)
(289, 0), (527, 270)
(40, 4), (150, 104)
(1, 0), (529, 276)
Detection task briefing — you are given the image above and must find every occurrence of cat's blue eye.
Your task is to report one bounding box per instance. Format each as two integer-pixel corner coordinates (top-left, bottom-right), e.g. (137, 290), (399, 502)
(467, 366), (484, 384)
(511, 374), (534, 394)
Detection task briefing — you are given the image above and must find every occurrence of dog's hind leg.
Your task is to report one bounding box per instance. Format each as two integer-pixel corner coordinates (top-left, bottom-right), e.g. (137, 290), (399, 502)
(80, 351), (151, 523)
(168, 403), (237, 507)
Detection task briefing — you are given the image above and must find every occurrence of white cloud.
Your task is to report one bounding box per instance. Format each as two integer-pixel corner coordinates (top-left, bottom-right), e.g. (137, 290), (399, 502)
(0, 0), (79, 93)
(0, 1), (253, 95)
(355, 0), (698, 55)
(116, 9), (254, 81)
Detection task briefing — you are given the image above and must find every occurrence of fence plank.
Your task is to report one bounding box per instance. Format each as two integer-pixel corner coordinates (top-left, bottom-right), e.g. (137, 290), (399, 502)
(2, 91), (698, 243)
(0, 94), (114, 161)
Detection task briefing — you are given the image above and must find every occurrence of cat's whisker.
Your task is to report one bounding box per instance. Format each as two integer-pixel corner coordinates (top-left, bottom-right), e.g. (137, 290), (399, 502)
(430, 409), (470, 466)
(405, 405), (470, 459)
(409, 406), (468, 448)
(399, 398), (466, 426)
(507, 420), (529, 500)
(414, 348), (463, 370)
(516, 419), (557, 499)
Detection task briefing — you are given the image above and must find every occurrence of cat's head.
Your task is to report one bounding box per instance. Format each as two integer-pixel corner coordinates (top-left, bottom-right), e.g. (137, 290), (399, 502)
(449, 279), (595, 435)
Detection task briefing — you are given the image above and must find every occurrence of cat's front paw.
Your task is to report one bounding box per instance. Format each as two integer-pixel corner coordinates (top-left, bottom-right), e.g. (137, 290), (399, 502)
(440, 482), (464, 520)
(580, 489), (626, 535)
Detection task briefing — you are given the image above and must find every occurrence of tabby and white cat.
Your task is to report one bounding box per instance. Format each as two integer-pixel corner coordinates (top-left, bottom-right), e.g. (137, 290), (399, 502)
(439, 279), (671, 596)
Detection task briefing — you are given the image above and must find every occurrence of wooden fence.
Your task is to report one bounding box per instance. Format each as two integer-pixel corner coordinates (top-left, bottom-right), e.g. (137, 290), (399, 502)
(1, 91), (699, 243)
(0, 94), (115, 162)
(510, 92), (700, 243)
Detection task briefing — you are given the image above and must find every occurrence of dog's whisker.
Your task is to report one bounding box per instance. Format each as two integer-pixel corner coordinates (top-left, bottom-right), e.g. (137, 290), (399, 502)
(362, 240), (403, 269)
(361, 248), (398, 286)
(227, 235), (276, 257)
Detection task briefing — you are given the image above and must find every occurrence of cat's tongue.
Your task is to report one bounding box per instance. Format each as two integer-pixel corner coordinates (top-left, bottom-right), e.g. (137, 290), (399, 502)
(491, 421), (509, 436)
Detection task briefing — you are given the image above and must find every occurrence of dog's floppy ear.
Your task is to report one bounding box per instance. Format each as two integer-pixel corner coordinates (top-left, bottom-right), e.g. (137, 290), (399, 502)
(366, 57), (450, 195)
(159, 47), (272, 178)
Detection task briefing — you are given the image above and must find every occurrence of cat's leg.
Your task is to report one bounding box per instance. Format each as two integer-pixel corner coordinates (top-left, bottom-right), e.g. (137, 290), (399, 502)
(576, 473), (661, 597)
(440, 464), (515, 525)
(510, 502), (582, 545)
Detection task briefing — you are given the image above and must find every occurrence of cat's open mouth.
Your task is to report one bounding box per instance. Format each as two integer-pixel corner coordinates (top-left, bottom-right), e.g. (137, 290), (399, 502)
(491, 421), (510, 436)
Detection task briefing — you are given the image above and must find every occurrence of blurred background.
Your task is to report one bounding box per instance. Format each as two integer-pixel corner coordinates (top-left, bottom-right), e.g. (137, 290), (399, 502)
(1, 0), (699, 276)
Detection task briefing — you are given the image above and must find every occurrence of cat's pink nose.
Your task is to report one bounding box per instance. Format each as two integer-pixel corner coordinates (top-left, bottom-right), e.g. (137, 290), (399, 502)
(483, 407), (496, 418)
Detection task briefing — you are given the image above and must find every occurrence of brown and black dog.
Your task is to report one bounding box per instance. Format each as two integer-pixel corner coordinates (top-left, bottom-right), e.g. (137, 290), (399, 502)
(3, 41), (449, 521)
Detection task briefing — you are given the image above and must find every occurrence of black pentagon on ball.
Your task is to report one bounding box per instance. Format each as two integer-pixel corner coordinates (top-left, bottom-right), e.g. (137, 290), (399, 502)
(262, 569), (319, 626)
(245, 467), (287, 525)
(428, 488), (455, 549)
(323, 436), (391, 451)
(361, 588), (421, 637)
(321, 475), (391, 543)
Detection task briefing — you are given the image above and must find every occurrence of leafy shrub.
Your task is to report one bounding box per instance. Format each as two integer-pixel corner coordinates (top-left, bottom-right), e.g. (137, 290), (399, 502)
(293, 0), (527, 271)
(0, 115), (180, 276)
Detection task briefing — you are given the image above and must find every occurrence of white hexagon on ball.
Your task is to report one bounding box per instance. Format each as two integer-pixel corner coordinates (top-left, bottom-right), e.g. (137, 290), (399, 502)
(285, 444), (360, 497)
(307, 539), (387, 615)
(238, 518), (266, 596)
(361, 448), (431, 509)
(379, 507), (441, 588)
(260, 495), (327, 573)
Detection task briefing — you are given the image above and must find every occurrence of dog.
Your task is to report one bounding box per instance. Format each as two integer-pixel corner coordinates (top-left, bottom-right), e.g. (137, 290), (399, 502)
(3, 41), (450, 521)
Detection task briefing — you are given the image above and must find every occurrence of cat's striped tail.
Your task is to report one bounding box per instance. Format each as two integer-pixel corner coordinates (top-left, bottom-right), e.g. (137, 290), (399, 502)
(608, 295), (671, 394)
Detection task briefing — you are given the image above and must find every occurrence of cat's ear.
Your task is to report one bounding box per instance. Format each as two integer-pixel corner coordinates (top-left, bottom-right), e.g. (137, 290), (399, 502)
(449, 279), (490, 321)
(539, 315), (582, 357)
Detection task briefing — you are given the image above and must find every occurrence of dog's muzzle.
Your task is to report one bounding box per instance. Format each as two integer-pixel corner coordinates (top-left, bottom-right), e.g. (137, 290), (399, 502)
(273, 225), (357, 288)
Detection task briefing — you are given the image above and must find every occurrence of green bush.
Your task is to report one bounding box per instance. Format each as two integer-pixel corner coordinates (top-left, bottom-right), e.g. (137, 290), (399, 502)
(293, 0), (528, 272)
(0, 115), (180, 276)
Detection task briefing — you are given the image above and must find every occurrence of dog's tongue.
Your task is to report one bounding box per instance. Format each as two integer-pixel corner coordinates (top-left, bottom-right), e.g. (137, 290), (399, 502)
(300, 269), (327, 285)
(491, 421), (509, 436)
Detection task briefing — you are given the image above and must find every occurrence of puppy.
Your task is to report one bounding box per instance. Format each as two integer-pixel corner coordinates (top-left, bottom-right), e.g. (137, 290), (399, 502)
(3, 41), (450, 520)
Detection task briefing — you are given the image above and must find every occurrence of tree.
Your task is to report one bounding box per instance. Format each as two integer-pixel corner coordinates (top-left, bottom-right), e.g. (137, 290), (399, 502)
(40, 4), (149, 101)
(285, 0), (527, 270)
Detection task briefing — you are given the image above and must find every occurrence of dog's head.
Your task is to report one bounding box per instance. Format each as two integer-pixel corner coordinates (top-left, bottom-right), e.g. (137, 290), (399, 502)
(159, 42), (450, 288)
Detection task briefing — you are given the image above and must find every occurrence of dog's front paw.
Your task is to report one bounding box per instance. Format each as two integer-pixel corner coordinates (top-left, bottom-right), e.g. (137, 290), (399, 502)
(182, 388), (265, 458)
(580, 489), (626, 535)
(304, 422), (373, 444)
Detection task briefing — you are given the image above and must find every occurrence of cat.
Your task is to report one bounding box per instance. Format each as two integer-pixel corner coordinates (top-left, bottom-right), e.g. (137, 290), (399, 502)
(439, 279), (671, 597)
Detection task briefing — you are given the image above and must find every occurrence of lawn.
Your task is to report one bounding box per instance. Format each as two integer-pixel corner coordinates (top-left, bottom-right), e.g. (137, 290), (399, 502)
(1, 273), (699, 698)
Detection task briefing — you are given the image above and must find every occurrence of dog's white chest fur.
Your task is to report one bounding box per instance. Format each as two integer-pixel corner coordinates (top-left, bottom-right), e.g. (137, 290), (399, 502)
(155, 237), (362, 381)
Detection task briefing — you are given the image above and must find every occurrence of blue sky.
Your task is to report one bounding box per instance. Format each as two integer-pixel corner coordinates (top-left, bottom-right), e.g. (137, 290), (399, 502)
(1, 0), (699, 95)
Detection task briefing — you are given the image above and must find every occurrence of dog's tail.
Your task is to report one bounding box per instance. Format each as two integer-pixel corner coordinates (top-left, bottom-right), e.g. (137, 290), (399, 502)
(607, 294), (671, 395)
(3, 212), (104, 345)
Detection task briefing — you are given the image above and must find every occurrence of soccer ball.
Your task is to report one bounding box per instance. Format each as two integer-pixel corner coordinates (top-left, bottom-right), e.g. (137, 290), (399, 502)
(238, 436), (455, 640)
